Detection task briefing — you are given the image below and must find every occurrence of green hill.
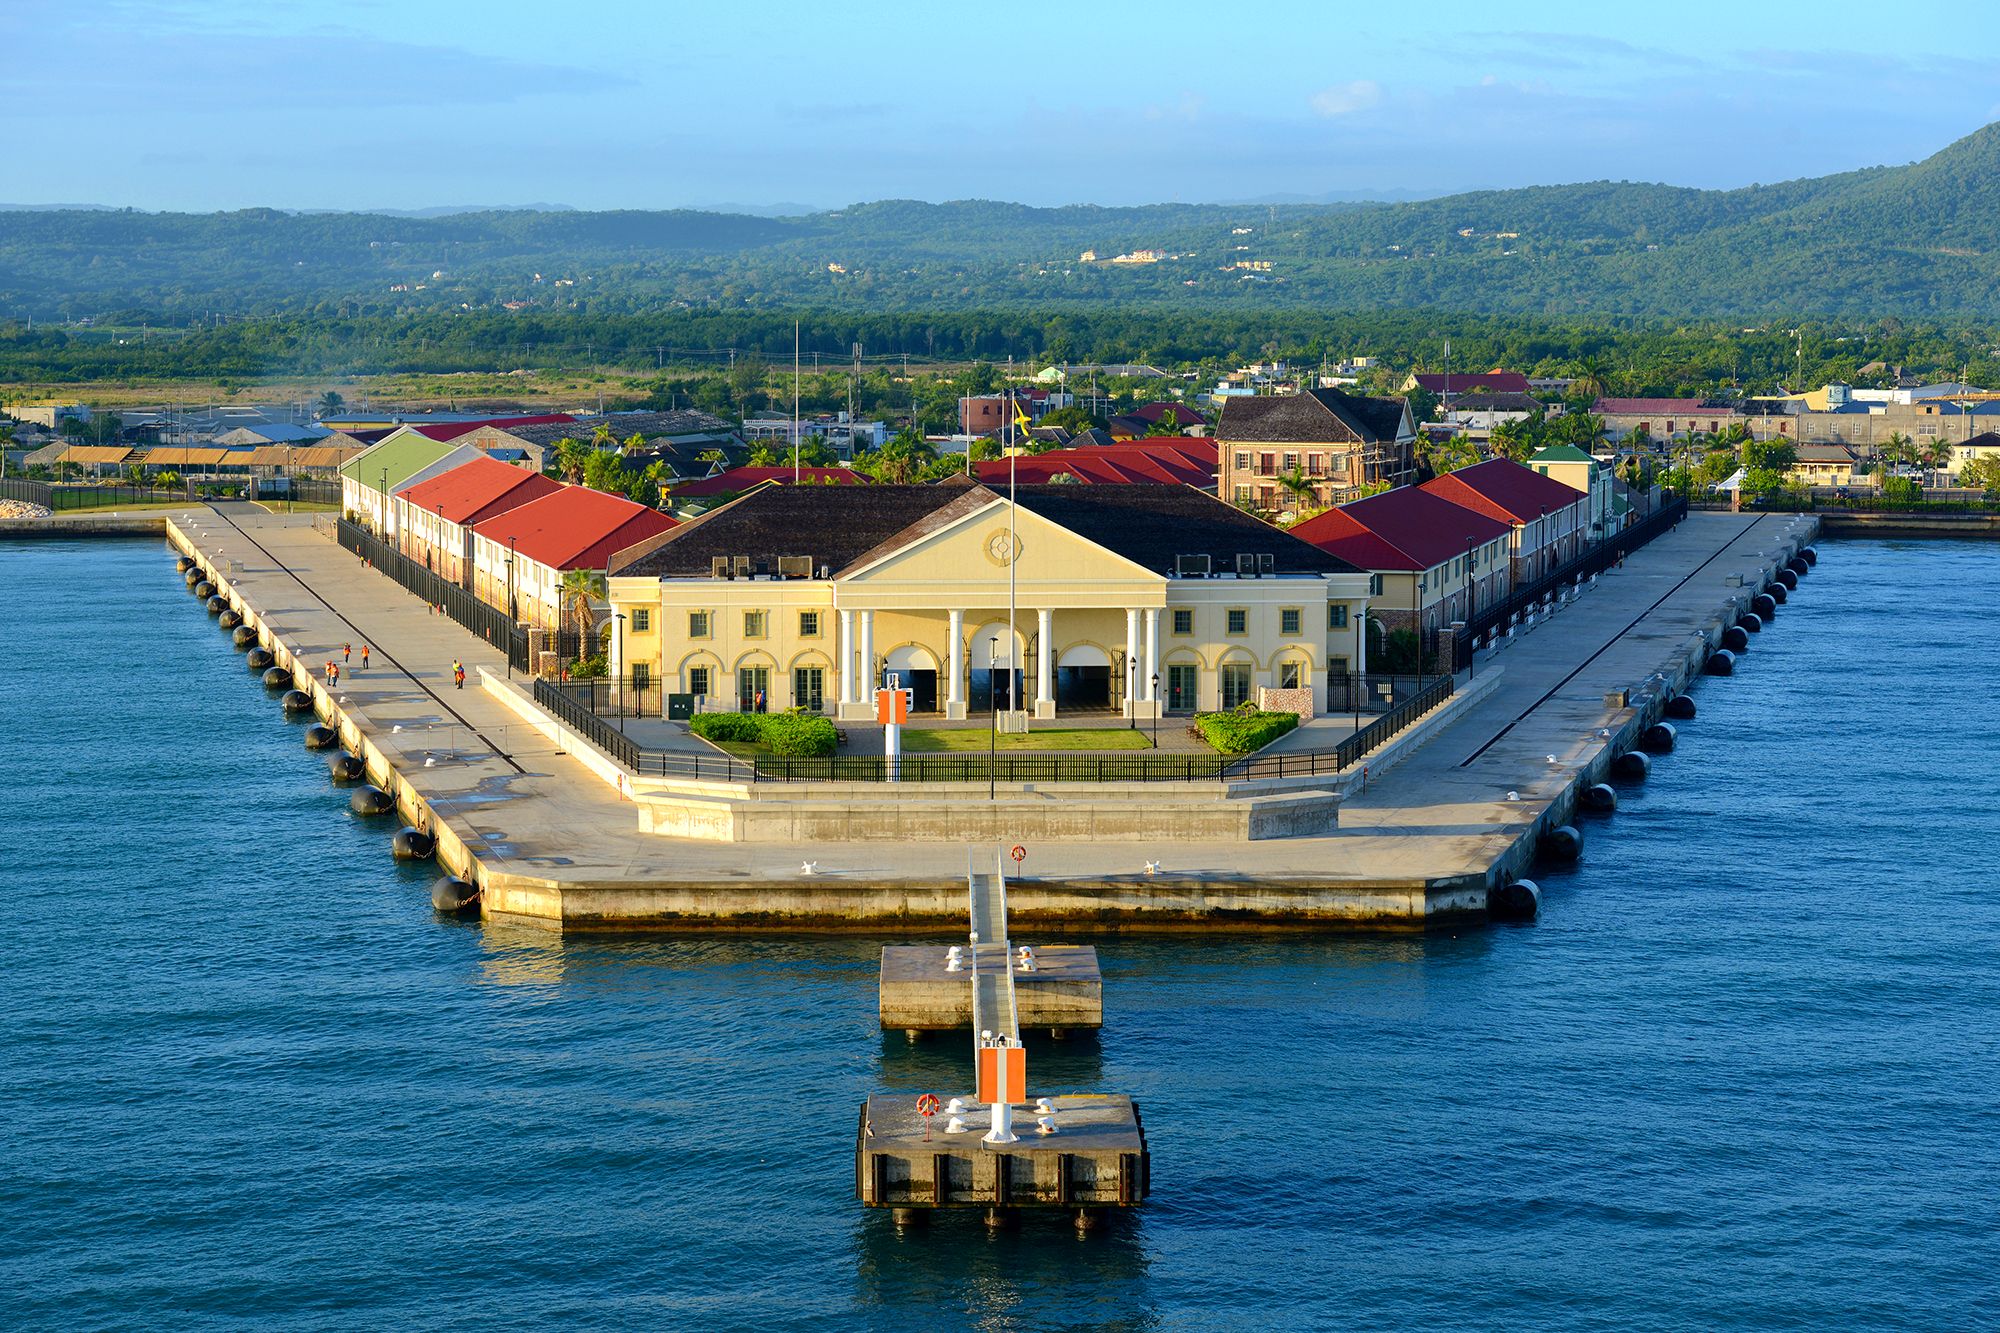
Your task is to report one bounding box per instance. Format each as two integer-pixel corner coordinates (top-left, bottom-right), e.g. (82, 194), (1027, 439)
(5, 125), (2000, 320)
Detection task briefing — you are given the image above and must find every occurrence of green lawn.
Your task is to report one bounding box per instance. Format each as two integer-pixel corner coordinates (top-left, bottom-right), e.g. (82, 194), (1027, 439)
(902, 726), (1156, 753)
(46, 499), (192, 514)
(252, 500), (342, 514)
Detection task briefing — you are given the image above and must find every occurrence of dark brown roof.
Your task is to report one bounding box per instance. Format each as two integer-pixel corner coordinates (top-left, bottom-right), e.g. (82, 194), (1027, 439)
(612, 481), (969, 577)
(613, 474), (1355, 579)
(1217, 388), (1408, 444)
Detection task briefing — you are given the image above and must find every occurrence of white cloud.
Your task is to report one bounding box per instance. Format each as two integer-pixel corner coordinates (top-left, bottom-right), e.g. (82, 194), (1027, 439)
(1310, 80), (1383, 118)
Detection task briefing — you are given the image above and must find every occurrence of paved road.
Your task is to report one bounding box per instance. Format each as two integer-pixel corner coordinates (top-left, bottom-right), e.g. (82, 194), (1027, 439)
(177, 505), (1812, 901)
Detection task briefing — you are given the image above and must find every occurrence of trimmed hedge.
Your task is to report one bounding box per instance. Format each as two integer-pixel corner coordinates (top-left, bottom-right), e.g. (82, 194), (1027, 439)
(688, 710), (838, 758)
(1192, 706), (1298, 755)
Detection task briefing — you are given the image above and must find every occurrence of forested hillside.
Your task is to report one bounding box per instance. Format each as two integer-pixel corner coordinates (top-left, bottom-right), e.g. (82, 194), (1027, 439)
(4, 124), (1999, 322)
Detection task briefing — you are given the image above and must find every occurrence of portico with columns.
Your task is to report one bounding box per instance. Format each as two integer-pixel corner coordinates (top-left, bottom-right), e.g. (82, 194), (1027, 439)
(607, 480), (1371, 724)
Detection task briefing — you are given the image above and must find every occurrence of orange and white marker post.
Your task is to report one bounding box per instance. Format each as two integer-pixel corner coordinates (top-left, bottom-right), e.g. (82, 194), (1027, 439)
(978, 1034), (1026, 1144)
(877, 675), (912, 782)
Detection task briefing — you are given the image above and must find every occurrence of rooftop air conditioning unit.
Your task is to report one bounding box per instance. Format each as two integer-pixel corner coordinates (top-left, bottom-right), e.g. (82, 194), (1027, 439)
(731, 556), (752, 578)
(1236, 553), (1259, 578)
(710, 556), (733, 579)
(1175, 553), (1211, 577)
(777, 556), (812, 579)
(1258, 552), (1275, 576)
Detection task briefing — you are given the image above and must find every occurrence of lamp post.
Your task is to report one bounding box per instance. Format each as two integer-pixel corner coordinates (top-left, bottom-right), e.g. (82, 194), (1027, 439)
(1150, 671), (1159, 749)
(988, 636), (1000, 801)
(379, 467), (389, 540)
(1465, 535), (1476, 679)
(614, 611), (627, 730)
(1127, 656), (1136, 730)
(435, 503), (446, 601)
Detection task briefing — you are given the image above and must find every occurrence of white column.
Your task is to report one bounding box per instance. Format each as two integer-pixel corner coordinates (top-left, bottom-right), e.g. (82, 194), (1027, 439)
(1356, 606), (1368, 676)
(947, 608), (966, 719)
(1034, 607), (1053, 718)
(1124, 608), (1141, 718)
(838, 609), (854, 704)
(859, 611), (875, 696)
(1143, 608), (1161, 704)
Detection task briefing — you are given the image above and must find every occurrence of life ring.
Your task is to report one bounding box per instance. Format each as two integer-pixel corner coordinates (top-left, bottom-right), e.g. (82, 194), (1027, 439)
(916, 1093), (941, 1117)
(1009, 845), (1026, 864)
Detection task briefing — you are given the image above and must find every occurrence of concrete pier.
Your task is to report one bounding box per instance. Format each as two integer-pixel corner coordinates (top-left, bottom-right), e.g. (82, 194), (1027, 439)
(879, 945), (1103, 1035)
(165, 503), (1819, 929)
(856, 1093), (1148, 1222)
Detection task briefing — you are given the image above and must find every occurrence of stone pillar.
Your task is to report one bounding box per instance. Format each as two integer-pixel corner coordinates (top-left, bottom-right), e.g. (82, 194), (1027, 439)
(838, 609), (854, 705)
(1142, 608), (1161, 715)
(1034, 607), (1055, 719)
(946, 608), (967, 721)
(1356, 608), (1369, 677)
(1124, 608), (1141, 718)
(860, 611), (875, 695)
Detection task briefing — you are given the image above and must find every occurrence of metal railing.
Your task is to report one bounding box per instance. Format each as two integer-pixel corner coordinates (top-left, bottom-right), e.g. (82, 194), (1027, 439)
(1456, 495), (1688, 669)
(0, 478), (189, 510)
(526, 672), (1455, 785)
(335, 517), (522, 653)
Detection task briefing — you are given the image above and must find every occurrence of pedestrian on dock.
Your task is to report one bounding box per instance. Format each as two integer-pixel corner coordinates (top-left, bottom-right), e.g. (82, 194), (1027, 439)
(342, 643), (352, 664)
(361, 644), (371, 670)
(452, 659), (465, 690)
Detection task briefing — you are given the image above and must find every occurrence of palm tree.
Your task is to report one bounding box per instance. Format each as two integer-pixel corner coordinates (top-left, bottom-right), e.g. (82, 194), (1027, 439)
(1571, 356), (1615, 401)
(1275, 468), (1320, 514)
(316, 390), (344, 417)
(590, 423), (617, 451)
(1878, 431), (1913, 476)
(556, 437), (593, 484)
(1924, 437), (1954, 488)
(558, 569), (605, 664)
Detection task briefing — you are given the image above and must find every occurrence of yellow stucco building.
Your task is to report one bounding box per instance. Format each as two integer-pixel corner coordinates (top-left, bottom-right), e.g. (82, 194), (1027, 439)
(607, 478), (1372, 720)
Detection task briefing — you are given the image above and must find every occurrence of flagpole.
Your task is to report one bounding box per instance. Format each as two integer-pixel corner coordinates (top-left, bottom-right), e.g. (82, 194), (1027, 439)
(1008, 383), (1017, 723)
(792, 320), (801, 483)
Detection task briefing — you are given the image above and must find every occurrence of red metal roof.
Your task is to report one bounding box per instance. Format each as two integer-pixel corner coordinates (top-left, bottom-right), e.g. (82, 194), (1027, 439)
(471, 486), (678, 570)
(1291, 486), (1512, 571)
(1591, 398), (1735, 415)
(975, 438), (1217, 488)
(395, 454), (563, 525)
(1414, 372), (1532, 395)
(1419, 458), (1588, 525)
(670, 465), (872, 498)
(407, 414), (575, 442)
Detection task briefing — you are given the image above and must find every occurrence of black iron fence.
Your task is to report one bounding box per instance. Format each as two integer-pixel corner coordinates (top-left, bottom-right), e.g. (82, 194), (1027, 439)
(546, 675), (665, 720)
(335, 516), (522, 654)
(0, 478), (190, 510)
(1456, 495), (1689, 670)
(529, 672), (1456, 785)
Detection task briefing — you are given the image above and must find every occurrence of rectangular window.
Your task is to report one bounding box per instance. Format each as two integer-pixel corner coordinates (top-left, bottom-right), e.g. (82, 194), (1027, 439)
(632, 662), (651, 691)
(631, 609), (651, 633)
(744, 610), (767, 639)
(1226, 608), (1248, 635)
(738, 666), (770, 712)
(1307, 453), (1326, 476)
(1368, 574), (1383, 596)
(1234, 484), (1253, 503)
(1172, 608), (1193, 635)
(1328, 604), (1348, 629)
(1282, 452), (1299, 473)
(1280, 608), (1302, 636)
(1278, 660), (1302, 690)
(799, 610), (820, 637)
(1234, 451), (1251, 471)
(793, 666), (825, 712)
(1220, 662), (1253, 709)
(1166, 663), (1199, 713)
(688, 665), (711, 698)
(1259, 453), (1276, 476)
(689, 610), (711, 639)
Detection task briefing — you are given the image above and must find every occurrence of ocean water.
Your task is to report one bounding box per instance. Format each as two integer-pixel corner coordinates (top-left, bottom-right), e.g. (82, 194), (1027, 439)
(3, 535), (1997, 1332)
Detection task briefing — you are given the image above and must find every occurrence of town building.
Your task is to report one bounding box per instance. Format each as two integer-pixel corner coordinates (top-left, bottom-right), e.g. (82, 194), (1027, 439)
(1215, 387), (1416, 513)
(1290, 485), (1515, 665)
(4, 403), (90, 428)
(972, 438), (1217, 490)
(1591, 397), (1742, 444)
(1445, 393), (1550, 440)
(393, 455), (563, 583)
(667, 466), (873, 508)
(1525, 444), (1616, 540)
(469, 486), (678, 630)
(1791, 443), (1862, 487)
(1105, 402), (1207, 440)
(1420, 459), (1591, 586)
(607, 479), (1369, 721)
(1403, 371), (1533, 397)
(338, 437), (489, 538)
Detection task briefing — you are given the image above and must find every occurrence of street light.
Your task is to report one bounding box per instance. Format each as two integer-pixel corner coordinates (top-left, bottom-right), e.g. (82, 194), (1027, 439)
(614, 611), (627, 730)
(1150, 671), (1159, 749)
(988, 635), (1000, 801)
(1127, 655), (1136, 730)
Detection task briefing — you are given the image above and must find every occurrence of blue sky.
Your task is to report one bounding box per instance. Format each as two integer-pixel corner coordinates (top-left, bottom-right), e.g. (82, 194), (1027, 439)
(8, 0), (2000, 212)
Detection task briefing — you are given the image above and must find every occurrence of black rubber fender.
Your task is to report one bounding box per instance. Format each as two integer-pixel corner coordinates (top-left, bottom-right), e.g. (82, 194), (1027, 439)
(348, 785), (395, 817)
(1489, 879), (1541, 922)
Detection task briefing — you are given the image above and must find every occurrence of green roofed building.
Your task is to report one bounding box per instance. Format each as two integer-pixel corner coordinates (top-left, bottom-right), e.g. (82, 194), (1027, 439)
(1527, 444), (1616, 539)
(339, 437), (487, 539)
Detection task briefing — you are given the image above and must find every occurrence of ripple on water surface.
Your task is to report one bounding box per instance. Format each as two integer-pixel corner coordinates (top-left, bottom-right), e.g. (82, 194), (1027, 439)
(2, 536), (1998, 1331)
